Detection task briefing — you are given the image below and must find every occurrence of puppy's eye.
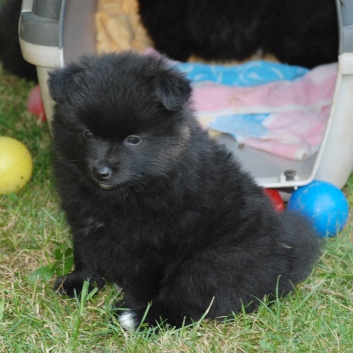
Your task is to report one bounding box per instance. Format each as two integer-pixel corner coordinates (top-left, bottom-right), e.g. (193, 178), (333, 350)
(82, 130), (94, 140)
(125, 135), (142, 145)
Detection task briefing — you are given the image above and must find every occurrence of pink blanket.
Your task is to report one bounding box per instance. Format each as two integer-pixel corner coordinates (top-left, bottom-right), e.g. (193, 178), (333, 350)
(192, 63), (337, 160)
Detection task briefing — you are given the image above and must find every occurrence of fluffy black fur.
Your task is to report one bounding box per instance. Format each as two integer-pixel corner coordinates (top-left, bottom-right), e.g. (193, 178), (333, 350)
(49, 52), (321, 330)
(264, 0), (339, 69)
(0, 0), (37, 81)
(138, 0), (339, 69)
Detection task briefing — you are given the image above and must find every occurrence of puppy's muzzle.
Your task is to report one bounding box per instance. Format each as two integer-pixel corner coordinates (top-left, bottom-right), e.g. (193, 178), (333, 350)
(93, 165), (112, 180)
(91, 159), (117, 183)
(89, 159), (122, 189)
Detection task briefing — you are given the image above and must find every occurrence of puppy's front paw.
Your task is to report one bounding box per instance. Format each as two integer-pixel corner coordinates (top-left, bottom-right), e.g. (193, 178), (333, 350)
(53, 276), (70, 295)
(53, 272), (103, 297)
(113, 300), (138, 330)
(53, 274), (84, 297)
(118, 310), (140, 331)
(115, 302), (163, 331)
(114, 301), (143, 331)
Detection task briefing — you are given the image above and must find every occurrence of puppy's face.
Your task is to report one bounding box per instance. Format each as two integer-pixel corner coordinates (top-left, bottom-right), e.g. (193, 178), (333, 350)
(48, 52), (192, 190)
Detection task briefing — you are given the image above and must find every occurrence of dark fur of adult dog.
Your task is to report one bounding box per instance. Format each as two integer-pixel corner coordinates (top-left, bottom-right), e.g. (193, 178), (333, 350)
(0, 0), (37, 81)
(49, 51), (321, 330)
(138, 0), (338, 69)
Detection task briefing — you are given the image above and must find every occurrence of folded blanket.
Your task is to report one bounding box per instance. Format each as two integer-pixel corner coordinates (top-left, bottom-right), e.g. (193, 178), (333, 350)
(192, 63), (337, 160)
(144, 48), (338, 161)
(175, 60), (309, 86)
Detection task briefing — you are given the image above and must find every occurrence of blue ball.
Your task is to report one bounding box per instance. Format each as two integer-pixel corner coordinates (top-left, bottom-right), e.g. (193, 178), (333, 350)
(287, 180), (349, 238)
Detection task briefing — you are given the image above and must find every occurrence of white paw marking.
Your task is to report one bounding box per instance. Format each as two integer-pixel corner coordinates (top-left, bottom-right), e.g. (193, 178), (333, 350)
(118, 311), (137, 330)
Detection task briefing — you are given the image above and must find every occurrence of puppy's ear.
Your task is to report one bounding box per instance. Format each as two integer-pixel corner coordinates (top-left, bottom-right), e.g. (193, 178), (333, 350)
(48, 65), (84, 102)
(155, 70), (192, 112)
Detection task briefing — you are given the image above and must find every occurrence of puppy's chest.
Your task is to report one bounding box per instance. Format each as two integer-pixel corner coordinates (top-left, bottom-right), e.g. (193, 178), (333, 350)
(77, 212), (171, 282)
(77, 194), (195, 242)
(73, 194), (207, 268)
(76, 208), (176, 256)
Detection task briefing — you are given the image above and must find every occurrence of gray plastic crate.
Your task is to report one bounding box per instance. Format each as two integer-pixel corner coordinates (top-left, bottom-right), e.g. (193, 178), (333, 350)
(19, 0), (353, 190)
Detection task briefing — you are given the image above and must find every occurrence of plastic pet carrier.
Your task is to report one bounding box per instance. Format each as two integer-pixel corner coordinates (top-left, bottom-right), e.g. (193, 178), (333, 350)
(19, 0), (353, 191)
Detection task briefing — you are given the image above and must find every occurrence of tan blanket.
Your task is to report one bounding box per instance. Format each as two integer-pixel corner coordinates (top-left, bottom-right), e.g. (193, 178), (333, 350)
(95, 0), (153, 53)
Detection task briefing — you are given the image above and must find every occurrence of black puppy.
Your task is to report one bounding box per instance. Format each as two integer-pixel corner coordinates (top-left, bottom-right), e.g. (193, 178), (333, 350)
(49, 52), (320, 330)
(138, 0), (338, 69)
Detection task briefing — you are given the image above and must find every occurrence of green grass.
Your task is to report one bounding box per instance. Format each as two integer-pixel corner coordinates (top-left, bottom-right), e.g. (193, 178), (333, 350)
(1, 63), (353, 353)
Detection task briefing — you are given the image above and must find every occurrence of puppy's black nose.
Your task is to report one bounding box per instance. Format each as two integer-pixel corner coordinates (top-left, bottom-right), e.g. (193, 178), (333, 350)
(93, 166), (112, 180)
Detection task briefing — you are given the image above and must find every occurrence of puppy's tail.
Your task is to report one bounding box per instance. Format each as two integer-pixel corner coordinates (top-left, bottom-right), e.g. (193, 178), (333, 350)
(280, 210), (322, 285)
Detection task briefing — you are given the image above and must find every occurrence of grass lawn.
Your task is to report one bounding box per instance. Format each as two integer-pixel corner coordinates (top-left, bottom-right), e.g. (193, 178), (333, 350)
(0, 63), (353, 353)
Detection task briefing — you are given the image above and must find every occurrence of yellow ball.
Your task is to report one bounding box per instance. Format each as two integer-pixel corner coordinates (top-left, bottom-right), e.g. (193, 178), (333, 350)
(0, 137), (33, 194)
